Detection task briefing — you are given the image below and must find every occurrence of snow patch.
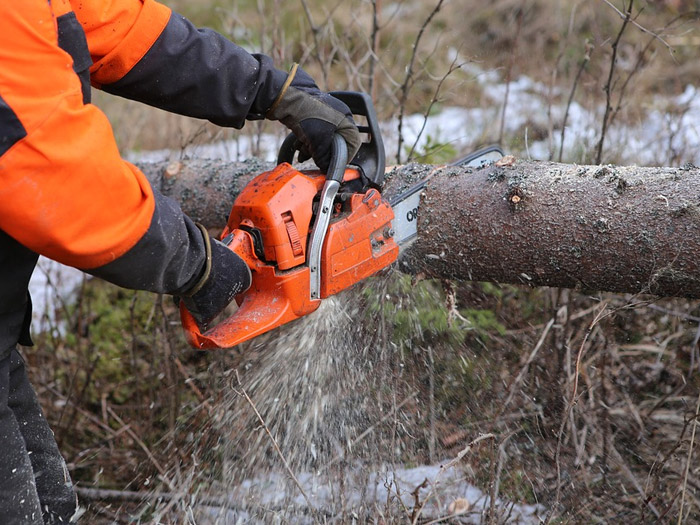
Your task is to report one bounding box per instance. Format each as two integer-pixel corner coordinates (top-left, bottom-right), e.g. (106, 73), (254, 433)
(199, 463), (545, 524)
(28, 258), (84, 336)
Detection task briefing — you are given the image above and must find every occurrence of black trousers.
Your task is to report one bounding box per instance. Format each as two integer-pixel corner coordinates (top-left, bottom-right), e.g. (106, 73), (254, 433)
(0, 349), (77, 524)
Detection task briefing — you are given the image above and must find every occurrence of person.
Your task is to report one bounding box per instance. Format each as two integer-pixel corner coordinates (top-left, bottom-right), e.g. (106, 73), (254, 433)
(0, 0), (361, 522)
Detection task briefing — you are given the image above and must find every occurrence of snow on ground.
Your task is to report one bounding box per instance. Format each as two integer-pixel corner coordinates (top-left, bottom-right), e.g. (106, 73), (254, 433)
(124, 71), (700, 169)
(200, 463), (544, 524)
(126, 131), (285, 165)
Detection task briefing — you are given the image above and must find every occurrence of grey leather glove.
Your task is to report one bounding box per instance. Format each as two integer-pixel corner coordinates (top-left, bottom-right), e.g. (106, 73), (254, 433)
(266, 64), (361, 172)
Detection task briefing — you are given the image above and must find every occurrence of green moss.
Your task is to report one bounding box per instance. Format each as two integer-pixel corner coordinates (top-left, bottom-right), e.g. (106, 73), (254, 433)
(499, 469), (538, 504)
(35, 280), (183, 409)
(77, 283), (156, 405)
(405, 133), (458, 165)
(461, 308), (506, 338)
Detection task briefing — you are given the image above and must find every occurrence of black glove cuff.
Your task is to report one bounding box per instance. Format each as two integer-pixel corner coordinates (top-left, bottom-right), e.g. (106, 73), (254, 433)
(246, 59), (292, 121)
(265, 63), (299, 118)
(181, 223), (212, 297)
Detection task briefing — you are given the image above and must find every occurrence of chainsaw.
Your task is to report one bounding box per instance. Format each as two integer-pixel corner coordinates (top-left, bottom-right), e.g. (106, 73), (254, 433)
(180, 92), (502, 349)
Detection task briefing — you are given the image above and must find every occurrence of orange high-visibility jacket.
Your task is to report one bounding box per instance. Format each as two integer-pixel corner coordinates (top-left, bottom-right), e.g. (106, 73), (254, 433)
(0, 0), (287, 354)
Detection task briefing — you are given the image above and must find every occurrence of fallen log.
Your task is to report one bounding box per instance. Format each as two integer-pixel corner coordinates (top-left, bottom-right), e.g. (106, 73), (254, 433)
(137, 158), (700, 298)
(138, 158), (270, 229)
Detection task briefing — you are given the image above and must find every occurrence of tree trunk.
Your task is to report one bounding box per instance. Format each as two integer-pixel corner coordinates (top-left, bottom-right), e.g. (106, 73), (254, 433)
(138, 158), (700, 299)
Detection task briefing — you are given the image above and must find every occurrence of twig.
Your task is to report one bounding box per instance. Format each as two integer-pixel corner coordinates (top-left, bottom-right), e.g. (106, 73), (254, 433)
(106, 406), (176, 492)
(595, 0), (633, 165)
(574, 423), (589, 466)
(75, 486), (254, 513)
(524, 127), (531, 160)
(546, 1), (583, 160)
(643, 409), (700, 521)
(298, 0), (344, 87)
(645, 303), (700, 323)
(424, 510), (480, 525)
(411, 433), (496, 524)
(558, 42), (591, 162)
(610, 443), (661, 518)
(428, 344), (436, 463)
(43, 384), (119, 439)
(234, 370), (319, 523)
(150, 474), (191, 521)
(88, 501), (132, 525)
(642, 300), (700, 375)
(498, 3), (525, 145)
(173, 356), (213, 414)
(321, 391), (418, 472)
(604, 14), (691, 150)
(691, 322), (700, 376)
(678, 390), (700, 524)
(487, 432), (517, 524)
(599, 0), (673, 53)
(368, 0), (382, 100)
(601, 341), (610, 483)
(500, 318), (555, 414)
(409, 478), (429, 523)
(396, 0), (446, 164)
(406, 55), (467, 163)
(390, 476), (414, 522)
(548, 302), (609, 523)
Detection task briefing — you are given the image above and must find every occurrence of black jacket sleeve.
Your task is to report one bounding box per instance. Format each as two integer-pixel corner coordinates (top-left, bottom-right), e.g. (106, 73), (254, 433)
(101, 13), (288, 128)
(86, 189), (206, 295)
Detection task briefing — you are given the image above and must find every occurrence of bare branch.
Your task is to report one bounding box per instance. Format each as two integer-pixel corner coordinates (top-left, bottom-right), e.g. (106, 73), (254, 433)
(678, 391), (700, 524)
(599, 0), (673, 53)
(596, 0), (634, 165)
(396, 0), (446, 164)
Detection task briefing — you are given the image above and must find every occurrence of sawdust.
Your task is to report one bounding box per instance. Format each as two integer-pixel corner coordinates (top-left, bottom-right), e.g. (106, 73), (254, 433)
(201, 272), (398, 517)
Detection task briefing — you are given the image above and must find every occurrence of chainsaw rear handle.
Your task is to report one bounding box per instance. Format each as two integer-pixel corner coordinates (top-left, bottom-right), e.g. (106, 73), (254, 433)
(278, 133), (348, 182)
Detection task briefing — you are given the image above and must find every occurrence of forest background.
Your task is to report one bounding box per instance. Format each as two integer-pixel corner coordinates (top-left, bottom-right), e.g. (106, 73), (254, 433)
(29, 0), (700, 522)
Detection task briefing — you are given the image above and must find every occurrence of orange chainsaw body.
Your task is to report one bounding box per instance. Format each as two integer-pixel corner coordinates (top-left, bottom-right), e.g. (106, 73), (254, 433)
(181, 162), (398, 349)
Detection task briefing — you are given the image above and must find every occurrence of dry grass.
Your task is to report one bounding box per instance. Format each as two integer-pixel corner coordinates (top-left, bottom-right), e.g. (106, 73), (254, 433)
(28, 276), (700, 522)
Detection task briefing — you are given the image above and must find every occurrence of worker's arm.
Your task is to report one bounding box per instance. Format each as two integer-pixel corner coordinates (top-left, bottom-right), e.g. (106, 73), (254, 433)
(75, 0), (275, 127)
(0, 0), (247, 325)
(74, 0), (360, 170)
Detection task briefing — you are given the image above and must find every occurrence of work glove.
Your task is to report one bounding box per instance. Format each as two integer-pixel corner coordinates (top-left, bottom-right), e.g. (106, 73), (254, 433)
(180, 225), (252, 331)
(266, 64), (361, 172)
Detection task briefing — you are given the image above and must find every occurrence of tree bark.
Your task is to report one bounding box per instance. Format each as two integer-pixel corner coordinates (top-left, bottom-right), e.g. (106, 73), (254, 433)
(138, 158), (270, 228)
(138, 158), (700, 299)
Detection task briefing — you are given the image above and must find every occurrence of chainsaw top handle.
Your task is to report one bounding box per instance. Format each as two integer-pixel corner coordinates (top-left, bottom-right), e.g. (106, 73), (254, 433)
(277, 91), (385, 189)
(325, 134), (348, 182)
(278, 133), (348, 182)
